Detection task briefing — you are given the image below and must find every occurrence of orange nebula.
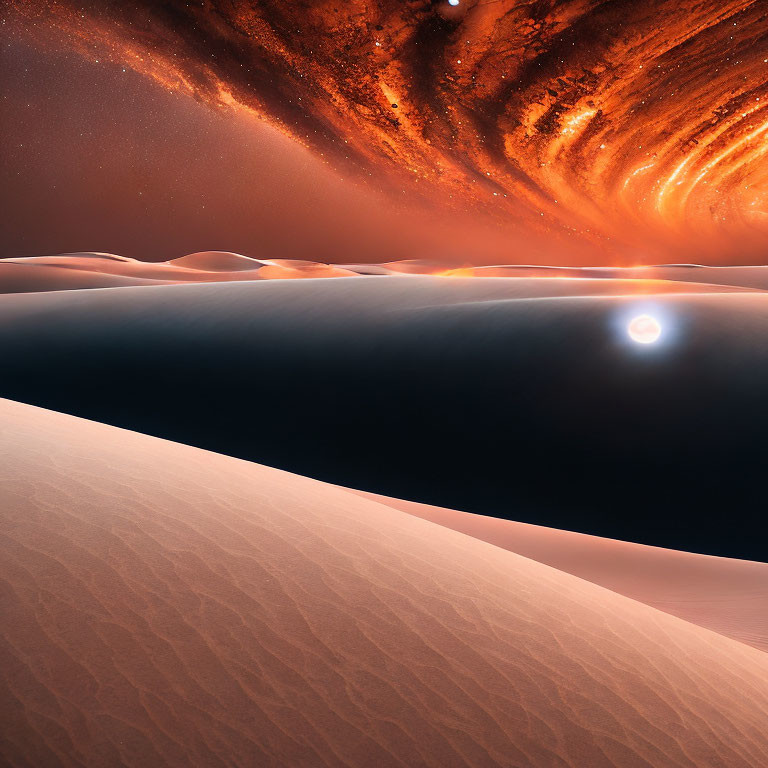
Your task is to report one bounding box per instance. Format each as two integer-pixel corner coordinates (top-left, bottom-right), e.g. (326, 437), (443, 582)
(9, 0), (768, 262)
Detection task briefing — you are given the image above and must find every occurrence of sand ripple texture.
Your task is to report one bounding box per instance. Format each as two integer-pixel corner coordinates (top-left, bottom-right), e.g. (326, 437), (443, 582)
(355, 490), (768, 654)
(2, 398), (768, 767)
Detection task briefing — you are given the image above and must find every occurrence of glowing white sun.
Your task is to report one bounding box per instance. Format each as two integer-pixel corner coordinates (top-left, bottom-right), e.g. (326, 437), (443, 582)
(628, 314), (662, 344)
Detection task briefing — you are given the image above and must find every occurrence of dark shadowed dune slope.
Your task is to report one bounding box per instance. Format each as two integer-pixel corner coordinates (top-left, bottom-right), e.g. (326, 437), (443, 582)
(0, 277), (767, 559)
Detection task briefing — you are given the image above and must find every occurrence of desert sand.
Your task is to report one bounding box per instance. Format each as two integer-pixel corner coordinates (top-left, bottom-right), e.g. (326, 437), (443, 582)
(0, 261), (174, 292)
(2, 397), (768, 767)
(0, 276), (767, 559)
(0, 252), (360, 292)
(461, 264), (768, 291)
(5, 252), (768, 294)
(355, 490), (768, 653)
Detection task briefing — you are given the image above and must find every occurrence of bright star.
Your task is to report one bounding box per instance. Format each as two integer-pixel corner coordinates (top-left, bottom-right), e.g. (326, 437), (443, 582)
(627, 314), (662, 344)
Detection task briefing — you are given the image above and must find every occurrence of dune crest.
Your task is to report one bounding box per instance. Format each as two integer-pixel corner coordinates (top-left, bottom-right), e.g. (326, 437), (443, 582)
(2, 398), (768, 767)
(354, 490), (768, 653)
(256, 262), (358, 279)
(166, 251), (265, 272)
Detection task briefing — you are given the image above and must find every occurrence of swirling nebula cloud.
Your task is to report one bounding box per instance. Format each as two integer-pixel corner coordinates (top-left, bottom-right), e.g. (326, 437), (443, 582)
(10, 0), (768, 263)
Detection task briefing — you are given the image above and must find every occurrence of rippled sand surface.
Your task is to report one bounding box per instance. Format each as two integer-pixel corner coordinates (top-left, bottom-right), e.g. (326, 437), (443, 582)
(2, 398), (768, 767)
(355, 490), (768, 653)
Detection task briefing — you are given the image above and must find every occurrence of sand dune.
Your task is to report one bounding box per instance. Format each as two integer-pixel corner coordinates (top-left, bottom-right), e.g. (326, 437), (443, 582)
(6, 252), (768, 294)
(256, 261), (359, 279)
(3, 252), (188, 279)
(166, 251), (266, 271)
(383, 263), (768, 290)
(2, 397), (768, 767)
(0, 261), (174, 293)
(0, 252), (361, 292)
(595, 265), (768, 291)
(355, 490), (768, 653)
(0, 277), (766, 559)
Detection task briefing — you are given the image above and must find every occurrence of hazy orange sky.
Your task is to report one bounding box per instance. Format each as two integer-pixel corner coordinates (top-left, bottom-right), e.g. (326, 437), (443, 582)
(1, 32), (508, 265)
(5, 1), (768, 265)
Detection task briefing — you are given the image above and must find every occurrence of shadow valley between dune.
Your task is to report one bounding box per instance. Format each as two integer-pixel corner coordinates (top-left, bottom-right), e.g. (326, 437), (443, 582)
(0, 272), (767, 560)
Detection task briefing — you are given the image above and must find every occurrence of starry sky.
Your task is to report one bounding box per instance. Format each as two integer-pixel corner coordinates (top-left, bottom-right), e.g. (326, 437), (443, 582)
(4, 1), (768, 265)
(1, 25), (494, 264)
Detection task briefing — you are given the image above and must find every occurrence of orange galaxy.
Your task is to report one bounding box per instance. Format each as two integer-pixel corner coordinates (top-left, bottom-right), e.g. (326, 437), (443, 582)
(8, 0), (768, 264)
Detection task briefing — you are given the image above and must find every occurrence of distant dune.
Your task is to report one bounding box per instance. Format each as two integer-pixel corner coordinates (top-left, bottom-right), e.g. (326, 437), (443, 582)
(0, 260), (174, 292)
(4, 252), (768, 294)
(354, 490), (768, 653)
(0, 252), (360, 292)
(256, 260), (359, 279)
(384, 263), (768, 291)
(2, 397), (768, 767)
(168, 251), (266, 271)
(0, 277), (767, 559)
(378, 262), (768, 291)
(588, 265), (768, 291)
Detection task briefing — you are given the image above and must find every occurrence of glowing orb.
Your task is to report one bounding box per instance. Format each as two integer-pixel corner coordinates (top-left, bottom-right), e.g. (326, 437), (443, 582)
(627, 314), (662, 344)
(448, 0), (460, 5)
